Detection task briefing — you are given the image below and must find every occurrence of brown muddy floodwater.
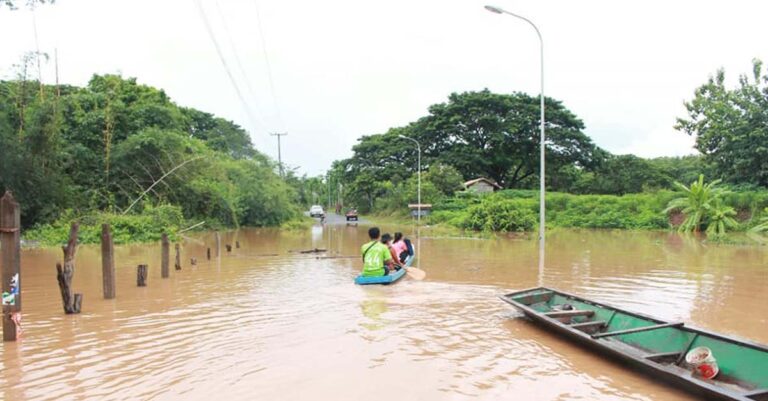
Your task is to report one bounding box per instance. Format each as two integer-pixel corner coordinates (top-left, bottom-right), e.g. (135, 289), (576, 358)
(2, 224), (767, 401)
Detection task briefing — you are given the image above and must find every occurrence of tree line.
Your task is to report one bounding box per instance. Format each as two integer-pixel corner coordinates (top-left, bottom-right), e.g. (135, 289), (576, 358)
(329, 60), (768, 214)
(0, 56), (300, 231)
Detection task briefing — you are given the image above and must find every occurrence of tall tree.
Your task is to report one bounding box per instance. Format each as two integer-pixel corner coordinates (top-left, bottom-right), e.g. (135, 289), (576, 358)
(417, 90), (599, 188)
(676, 59), (768, 187)
(343, 90), (599, 190)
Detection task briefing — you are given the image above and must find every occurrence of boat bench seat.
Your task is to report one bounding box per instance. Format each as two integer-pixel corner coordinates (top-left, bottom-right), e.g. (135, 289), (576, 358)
(544, 310), (595, 318)
(569, 320), (607, 333)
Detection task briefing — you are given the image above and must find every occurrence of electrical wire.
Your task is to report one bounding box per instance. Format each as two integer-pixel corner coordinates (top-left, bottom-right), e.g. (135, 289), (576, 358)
(31, 5), (44, 99)
(193, 0), (266, 132)
(213, 0), (261, 110)
(252, 0), (285, 130)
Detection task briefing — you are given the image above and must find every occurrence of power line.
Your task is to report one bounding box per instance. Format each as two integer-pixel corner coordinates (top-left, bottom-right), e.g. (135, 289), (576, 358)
(252, 0), (285, 130)
(193, 0), (266, 132)
(213, 0), (262, 108)
(31, 5), (43, 99)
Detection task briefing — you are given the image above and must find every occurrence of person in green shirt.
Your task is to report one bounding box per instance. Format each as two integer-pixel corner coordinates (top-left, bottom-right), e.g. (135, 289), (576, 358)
(360, 227), (395, 277)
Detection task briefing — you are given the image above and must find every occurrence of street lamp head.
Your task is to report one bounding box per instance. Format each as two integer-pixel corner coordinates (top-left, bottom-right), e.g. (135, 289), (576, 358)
(397, 134), (408, 139)
(484, 5), (504, 14)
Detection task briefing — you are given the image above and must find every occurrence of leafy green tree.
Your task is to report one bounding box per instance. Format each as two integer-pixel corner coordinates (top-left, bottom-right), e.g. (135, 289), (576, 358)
(676, 59), (768, 187)
(750, 208), (768, 233)
(575, 154), (668, 195)
(416, 90), (599, 188)
(1, 73), (297, 229)
(648, 155), (711, 188)
(423, 162), (464, 195)
(664, 175), (730, 233)
(338, 89), (601, 208)
(181, 107), (256, 159)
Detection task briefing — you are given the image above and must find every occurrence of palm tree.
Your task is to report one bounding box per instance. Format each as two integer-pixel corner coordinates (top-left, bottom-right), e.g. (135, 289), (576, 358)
(749, 208), (768, 233)
(705, 200), (738, 236)
(664, 174), (730, 233)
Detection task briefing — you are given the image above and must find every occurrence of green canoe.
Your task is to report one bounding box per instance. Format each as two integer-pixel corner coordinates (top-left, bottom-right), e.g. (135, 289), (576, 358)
(500, 287), (768, 401)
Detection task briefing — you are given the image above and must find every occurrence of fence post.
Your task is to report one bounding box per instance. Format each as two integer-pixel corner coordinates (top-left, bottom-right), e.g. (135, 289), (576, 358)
(206, 248), (211, 260)
(215, 232), (221, 257)
(1, 191), (21, 341)
(56, 223), (82, 314)
(137, 265), (147, 286)
(174, 244), (181, 270)
(101, 224), (116, 299)
(161, 234), (169, 278)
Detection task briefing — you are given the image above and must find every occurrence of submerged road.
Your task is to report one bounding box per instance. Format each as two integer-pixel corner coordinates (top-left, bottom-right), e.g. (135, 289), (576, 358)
(308, 212), (369, 226)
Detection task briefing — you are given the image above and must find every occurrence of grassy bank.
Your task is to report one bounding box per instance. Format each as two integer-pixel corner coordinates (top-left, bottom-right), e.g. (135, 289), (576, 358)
(24, 204), (187, 246)
(24, 205), (314, 246)
(428, 190), (768, 233)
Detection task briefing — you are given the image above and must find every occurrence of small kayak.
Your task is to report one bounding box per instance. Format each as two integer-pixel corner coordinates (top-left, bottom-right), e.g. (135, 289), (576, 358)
(354, 267), (406, 285)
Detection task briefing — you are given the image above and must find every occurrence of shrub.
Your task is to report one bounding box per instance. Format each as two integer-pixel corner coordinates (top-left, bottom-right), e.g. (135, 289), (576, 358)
(25, 204), (186, 246)
(461, 198), (537, 232)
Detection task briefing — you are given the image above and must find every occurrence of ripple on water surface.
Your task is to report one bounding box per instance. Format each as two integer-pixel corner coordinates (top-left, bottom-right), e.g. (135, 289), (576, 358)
(2, 227), (764, 401)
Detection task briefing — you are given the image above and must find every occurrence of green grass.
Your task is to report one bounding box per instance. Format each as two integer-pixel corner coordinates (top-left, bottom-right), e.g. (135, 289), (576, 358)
(429, 189), (768, 234)
(24, 204), (186, 246)
(281, 216), (315, 230)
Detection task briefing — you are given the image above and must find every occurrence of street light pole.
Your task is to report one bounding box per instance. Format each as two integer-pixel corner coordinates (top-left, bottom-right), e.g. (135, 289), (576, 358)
(398, 135), (421, 225)
(485, 5), (546, 285)
(327, 173), (331, 212)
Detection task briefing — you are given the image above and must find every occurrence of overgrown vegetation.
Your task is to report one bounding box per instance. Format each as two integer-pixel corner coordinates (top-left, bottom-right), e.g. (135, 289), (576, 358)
(0, 61), (301, 242)
(664, 175), (732, 233)
(321, 60), (768, 240)
(25, 204), (185, 245)
(426, 189), (768, 233)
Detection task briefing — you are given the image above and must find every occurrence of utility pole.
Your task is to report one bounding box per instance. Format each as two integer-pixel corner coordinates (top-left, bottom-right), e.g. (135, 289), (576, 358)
(270, 132), (287, 177)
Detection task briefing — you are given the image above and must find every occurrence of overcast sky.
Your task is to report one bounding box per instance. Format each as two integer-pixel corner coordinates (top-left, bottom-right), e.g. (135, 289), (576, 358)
(2, 0), (767, 175)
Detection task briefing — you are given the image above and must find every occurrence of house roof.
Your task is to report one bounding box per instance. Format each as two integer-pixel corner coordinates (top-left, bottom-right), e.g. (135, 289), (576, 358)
(463, 177), (501, 189)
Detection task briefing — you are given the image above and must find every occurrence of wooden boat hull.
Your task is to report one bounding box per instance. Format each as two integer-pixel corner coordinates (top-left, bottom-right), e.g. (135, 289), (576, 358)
(500, 287), (768, 401)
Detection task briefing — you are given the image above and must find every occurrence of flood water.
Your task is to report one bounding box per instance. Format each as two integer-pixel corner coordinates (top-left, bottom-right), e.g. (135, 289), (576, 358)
(2, 224), (767, 400)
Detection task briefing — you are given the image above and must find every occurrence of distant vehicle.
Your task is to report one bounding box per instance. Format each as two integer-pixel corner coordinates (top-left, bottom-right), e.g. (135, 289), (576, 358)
(309, 205), (325, 217)
(345, 209), (358, 221)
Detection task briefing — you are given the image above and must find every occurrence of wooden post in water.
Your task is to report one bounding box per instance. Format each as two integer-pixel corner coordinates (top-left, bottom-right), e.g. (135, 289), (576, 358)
(226, 244), (232, 253)
(215, 232), (221, 257)
(101, 224), (116, 299)
(137, 265), (147, 286)
(161, 234), (170, 278)
(1, 191), (21, 341)
(206, 248), (211, 260)
(174, 244), (181, 270)
(56, 223), (82, 314)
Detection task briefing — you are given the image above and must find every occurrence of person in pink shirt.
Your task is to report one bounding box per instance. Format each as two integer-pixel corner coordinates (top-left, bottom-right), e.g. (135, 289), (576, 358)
(391, 232), (409, 264)
(381, 233), (404, 270)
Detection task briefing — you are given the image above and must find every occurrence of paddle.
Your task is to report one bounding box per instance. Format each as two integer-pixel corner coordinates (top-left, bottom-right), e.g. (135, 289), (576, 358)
(405, 267), (426, 280)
